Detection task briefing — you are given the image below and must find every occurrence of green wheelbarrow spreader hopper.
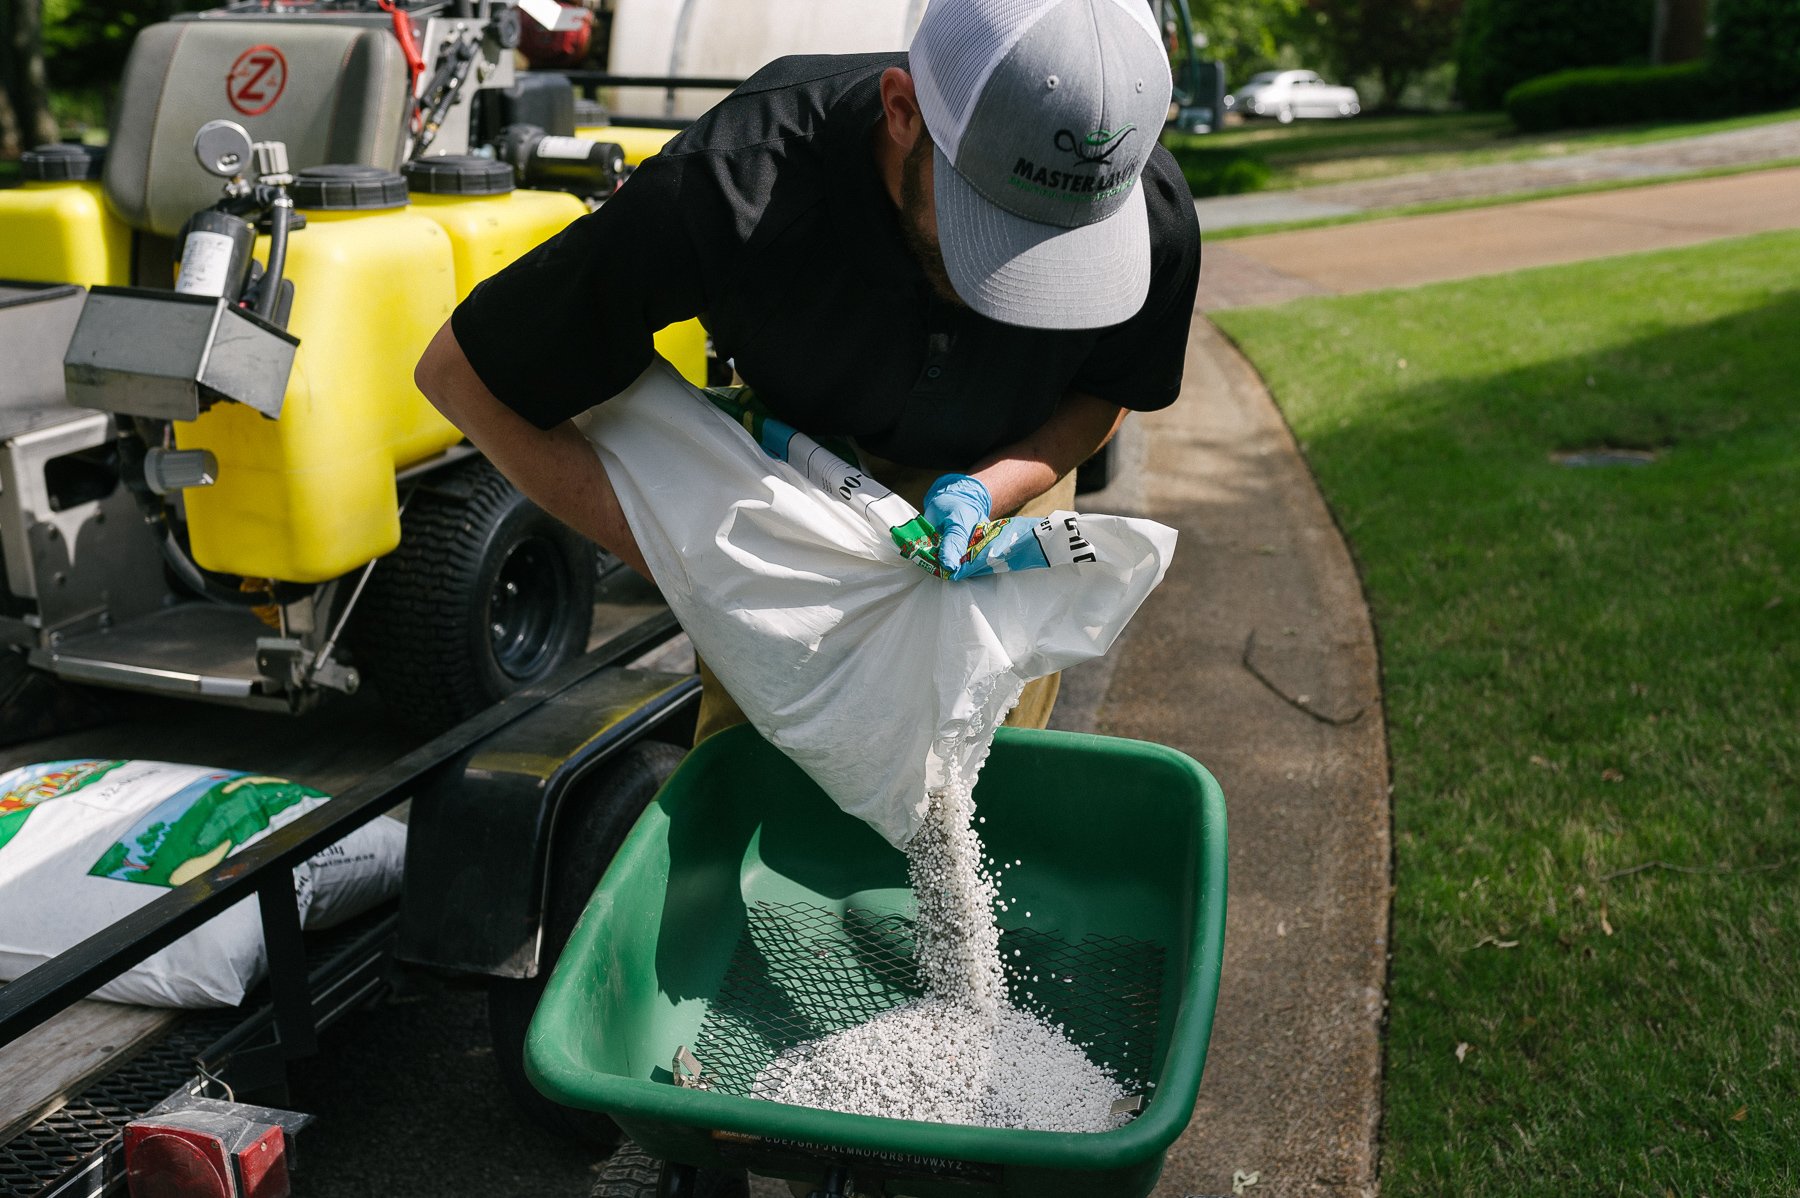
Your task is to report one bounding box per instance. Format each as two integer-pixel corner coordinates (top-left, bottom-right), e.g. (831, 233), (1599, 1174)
(526, 725), (1228, 1198)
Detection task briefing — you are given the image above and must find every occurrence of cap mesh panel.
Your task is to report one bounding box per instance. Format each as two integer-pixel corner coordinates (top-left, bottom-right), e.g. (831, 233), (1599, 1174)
(912, 0), (1061, 156)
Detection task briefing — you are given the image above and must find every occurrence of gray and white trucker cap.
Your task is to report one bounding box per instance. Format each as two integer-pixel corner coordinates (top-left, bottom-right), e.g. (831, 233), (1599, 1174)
(910, 0), (1172, 329)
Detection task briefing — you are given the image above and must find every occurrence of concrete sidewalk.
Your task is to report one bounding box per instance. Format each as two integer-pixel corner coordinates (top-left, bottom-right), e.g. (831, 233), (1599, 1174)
(1207, 166), (1800, 304)
(1193, 117), (1800, 233)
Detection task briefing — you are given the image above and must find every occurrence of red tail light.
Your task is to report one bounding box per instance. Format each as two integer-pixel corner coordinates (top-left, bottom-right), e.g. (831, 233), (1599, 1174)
(125, 1096), (308, 1198)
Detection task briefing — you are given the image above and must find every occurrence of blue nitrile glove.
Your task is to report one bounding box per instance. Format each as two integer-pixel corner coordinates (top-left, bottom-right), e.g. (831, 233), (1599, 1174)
(921, 473), (991, 580)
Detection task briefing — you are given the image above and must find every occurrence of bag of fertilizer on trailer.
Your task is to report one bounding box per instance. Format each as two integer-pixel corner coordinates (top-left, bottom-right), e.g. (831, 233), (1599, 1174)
(0, 760), (406, 1008)
(574, 358), (1178, 849)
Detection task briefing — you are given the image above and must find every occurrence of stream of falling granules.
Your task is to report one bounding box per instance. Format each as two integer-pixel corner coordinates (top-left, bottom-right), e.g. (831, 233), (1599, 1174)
(750, 769), (1128, 1132)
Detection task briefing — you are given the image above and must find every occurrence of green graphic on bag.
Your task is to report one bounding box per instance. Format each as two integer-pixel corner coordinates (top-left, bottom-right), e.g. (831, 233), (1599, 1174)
(0, 760), (126, 854)
(707, 388), (956, 573)
(704, 387), (1086, 580)
(89, 771), (327, 888)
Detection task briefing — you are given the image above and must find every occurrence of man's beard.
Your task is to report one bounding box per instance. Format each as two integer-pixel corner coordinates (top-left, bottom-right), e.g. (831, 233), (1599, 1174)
(899, 135), (965, 307)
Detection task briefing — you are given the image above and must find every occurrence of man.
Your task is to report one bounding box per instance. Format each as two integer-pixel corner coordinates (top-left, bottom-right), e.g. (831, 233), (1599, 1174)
(416, 0), (1201, 740)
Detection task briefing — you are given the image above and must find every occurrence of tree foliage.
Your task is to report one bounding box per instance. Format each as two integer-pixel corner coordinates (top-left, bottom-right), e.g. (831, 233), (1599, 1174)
(1711, 0), (1800, 106)
(1305, 0), (1464, 109)
(1456, 0), (1657, 110)
(43, 0), (202, 89)
(1184, 0), (1320, 92)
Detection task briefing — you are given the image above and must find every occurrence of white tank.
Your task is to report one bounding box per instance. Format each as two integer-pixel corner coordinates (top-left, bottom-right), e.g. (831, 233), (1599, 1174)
(606, 0), (928, 120)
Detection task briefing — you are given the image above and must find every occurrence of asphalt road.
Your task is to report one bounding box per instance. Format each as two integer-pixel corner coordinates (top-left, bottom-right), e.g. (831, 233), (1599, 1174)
(285, 979), (603, 1198)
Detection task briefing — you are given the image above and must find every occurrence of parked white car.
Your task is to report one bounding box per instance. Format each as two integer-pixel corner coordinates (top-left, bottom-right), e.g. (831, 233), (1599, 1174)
(1225, 70), (1361, 123)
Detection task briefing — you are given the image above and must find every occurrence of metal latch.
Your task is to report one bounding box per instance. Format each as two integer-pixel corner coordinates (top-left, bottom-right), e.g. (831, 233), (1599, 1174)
(255, 637), (360, 696)
(671, 1045), (707, 1089)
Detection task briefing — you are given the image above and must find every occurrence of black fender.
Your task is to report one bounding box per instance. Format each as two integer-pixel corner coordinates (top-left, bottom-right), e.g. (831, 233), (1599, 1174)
(395, 661), (699, 978)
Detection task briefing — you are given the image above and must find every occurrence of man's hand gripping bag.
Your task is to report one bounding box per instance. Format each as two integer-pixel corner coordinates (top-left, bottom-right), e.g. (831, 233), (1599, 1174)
(575, 359), (1177, 849)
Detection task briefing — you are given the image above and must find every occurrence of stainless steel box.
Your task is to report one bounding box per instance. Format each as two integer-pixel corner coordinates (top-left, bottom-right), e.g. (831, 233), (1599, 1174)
(62, 286), (297, 420)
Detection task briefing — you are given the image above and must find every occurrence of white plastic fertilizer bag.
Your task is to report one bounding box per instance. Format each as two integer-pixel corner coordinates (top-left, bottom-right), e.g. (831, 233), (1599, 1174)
(575, 359), (1177, 848)
(0, 760), (406, 1008)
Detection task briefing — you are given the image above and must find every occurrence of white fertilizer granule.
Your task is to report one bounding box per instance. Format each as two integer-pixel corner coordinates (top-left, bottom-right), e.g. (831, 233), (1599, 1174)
(751, 773), (1128, 1132)
(751, 995), (1127, 1133)
(906, 781), (1006, 1016)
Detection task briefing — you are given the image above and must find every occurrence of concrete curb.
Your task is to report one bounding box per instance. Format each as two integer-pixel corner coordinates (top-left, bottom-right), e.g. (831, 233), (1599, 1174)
(1101, 319), (1391, 1198)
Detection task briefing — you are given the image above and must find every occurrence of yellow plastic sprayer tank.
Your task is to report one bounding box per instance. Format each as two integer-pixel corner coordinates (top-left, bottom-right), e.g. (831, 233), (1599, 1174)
(176, 165), (462, 583)
(573, 122), (678, 169)
(400, 155), (587, 300)
(404, 153), (708, 385)
(0, 145), (131, 288)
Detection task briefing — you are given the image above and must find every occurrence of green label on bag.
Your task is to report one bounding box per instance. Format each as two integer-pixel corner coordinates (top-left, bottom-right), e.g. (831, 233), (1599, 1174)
(0, 760), (126, 854)
(88, 771), (325, 888)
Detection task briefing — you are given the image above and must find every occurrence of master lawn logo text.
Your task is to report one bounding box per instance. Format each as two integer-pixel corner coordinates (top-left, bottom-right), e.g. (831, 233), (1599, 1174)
(1008, 124), (1138, 203)
(1007, 157), (1133, 203)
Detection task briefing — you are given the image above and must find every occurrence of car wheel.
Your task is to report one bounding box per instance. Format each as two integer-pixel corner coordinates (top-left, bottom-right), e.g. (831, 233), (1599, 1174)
(1277, 104), (1294, 124)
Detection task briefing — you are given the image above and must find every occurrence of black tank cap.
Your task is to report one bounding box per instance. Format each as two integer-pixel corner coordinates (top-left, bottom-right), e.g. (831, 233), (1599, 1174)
(401, 154), (516, 196)
(290, 164), (409, 211)
(21, 143), (106, 182)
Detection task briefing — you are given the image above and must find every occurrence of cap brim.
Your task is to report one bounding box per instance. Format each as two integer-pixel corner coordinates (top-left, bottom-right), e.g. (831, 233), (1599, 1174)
(933, 144), (1152, 330)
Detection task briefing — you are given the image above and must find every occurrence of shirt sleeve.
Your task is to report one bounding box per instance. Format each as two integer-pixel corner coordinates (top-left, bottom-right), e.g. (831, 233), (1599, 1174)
(1069, 145), (1201, 412)
(449, 151), (707, 429)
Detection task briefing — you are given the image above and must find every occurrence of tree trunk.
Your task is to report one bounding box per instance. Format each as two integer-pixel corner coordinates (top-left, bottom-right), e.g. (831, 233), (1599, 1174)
(1653, 0), (1710, 63)
(0, 84), (20, 158)
(1380, 66), (1414, 111)
(6, 0), (58, 148)
(0, 0), (17, 156)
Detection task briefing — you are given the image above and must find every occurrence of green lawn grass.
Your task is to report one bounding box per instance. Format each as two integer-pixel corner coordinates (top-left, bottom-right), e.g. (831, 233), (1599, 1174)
(1211, 233), (1800, 1194)
(1168, 105), (1800, 192)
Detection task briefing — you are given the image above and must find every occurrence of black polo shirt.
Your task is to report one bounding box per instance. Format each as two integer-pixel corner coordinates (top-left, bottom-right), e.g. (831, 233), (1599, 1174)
(452, 52), (1201, 472)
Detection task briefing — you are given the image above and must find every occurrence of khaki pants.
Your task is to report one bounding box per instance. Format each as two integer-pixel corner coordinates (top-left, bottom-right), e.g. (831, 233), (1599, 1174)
(692, 455), (1079, 747)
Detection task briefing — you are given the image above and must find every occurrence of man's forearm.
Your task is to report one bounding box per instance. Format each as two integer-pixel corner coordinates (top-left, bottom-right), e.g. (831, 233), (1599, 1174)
(414, 321), (653, 579)
(967, 391), (1126, 516)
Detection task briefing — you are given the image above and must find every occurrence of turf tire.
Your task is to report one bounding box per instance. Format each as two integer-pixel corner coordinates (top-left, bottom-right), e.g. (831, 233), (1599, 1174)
(591, 1140), (749, 1198)
(351, 459), (595, 735)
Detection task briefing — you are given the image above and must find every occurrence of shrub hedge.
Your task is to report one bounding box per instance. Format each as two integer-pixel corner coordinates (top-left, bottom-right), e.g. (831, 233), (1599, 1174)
(1504, 0), (1800, 132)
(1164, 146), (1271, 197)
(1505, 61), (1722, 131)
(1456, 0), (1656, 110)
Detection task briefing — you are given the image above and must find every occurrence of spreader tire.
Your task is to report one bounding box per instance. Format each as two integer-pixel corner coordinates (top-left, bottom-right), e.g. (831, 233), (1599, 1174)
(487, 741), (687, 1151)
(352, 459), (595, 735)
(591, 1141), (749, 1198)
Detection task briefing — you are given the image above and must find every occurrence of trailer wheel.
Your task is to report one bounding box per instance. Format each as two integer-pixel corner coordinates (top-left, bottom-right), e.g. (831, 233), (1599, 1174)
(487, 741), (687, 1151)
(352, 460), (595, 735)
(592, 1140), (749, 1198)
